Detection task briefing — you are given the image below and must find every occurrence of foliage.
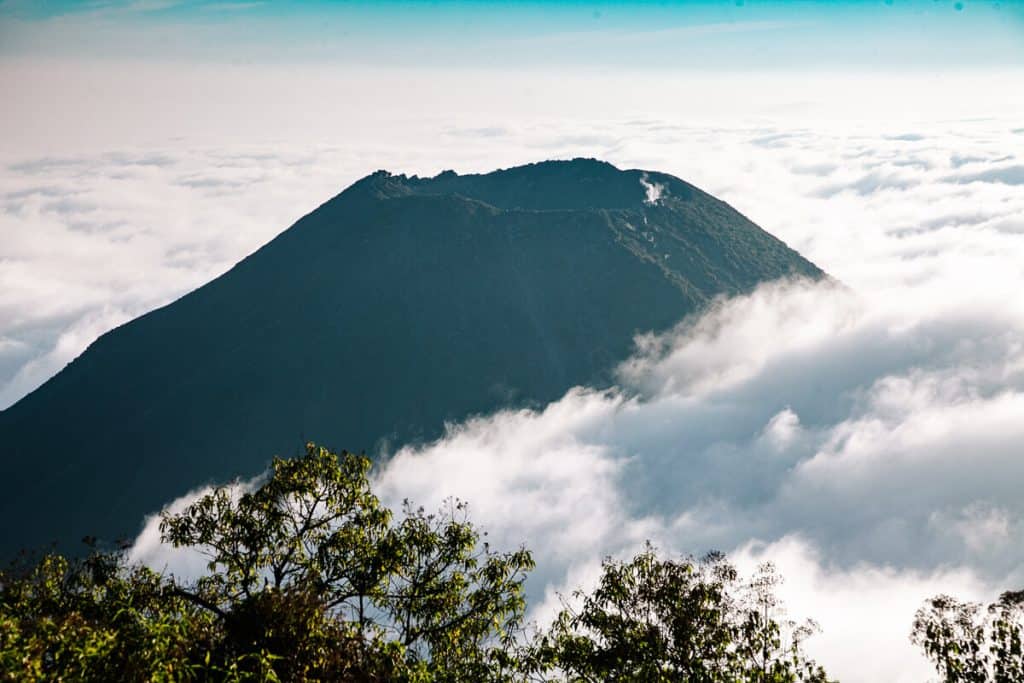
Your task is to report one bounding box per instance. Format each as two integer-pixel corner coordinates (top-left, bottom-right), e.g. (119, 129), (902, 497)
(1, 443), (835, 682)
(0, 549), (218, 681)
(532, 545), (832, 682)
(1, 443), (534, 682)
(912, 590), (1024, 683)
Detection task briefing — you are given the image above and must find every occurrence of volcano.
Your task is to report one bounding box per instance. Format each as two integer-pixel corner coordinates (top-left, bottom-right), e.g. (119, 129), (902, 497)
(0, 159), (823, 556)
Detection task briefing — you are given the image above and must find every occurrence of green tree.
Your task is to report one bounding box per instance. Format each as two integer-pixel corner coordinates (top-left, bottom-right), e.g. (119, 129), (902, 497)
(532, 545), (831, 682)
(912, 590), (1024, 683)
(2, 443), (836, 683)
(0, 549), (221, 681)
(158, 443), (536, 681)
(1, 443), (534, 682)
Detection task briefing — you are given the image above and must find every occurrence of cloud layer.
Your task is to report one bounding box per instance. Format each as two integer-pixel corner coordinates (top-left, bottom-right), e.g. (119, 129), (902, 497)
(369, 272), (1024, 682)
(3, 70), (1023, 679)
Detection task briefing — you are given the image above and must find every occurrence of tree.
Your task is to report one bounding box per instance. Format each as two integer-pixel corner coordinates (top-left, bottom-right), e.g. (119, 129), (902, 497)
(912, 590), (1024, 683)
(159, 443), (536, 681)
(1, 443), (535, 682)
(0, 547), (228, 681)
(1, 443), (836, 682)
(533, 545), (831, 682)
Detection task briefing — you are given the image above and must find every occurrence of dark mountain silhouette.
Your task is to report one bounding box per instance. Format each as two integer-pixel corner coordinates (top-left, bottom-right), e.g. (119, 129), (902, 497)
(0, 159), (823, 556)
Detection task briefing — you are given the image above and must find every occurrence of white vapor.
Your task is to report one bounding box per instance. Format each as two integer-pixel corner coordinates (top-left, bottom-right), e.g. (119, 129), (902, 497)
(640, 172), (664, 205)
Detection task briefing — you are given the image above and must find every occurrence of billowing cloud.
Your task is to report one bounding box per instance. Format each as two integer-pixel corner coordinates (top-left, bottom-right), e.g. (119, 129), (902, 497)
(3, 70), (1024, 679)
(129, 273), (1024, 681)
(372, 274), (1024, 681)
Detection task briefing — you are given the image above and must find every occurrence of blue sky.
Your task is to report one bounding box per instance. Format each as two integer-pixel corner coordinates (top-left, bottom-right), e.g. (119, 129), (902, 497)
(1, 0), (1022, 68)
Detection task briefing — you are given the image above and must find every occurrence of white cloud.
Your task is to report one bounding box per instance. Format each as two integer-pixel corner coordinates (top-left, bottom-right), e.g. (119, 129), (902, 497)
(0, 305), (130, 407)
(367, 275), (1024, 681)
(0, 146), (372, 407)
(2, 63), (1023, 681)
(731, 537), (994, 683)
(761, 407), (802, 451)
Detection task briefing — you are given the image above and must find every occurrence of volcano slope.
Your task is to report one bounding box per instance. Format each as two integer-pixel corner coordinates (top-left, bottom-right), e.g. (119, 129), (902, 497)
(0, 159), (823, 556)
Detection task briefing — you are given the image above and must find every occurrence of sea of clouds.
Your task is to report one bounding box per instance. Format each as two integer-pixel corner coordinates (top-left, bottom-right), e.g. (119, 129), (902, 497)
(3, 78), (1023, 679)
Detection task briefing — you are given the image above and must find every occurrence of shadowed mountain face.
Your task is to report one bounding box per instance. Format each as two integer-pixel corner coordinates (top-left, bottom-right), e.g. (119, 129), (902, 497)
(0, 159), (823, 556)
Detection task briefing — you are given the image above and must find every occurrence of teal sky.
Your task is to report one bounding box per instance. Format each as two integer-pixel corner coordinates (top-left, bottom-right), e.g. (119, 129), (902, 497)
(1, 0), (1022, 69)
